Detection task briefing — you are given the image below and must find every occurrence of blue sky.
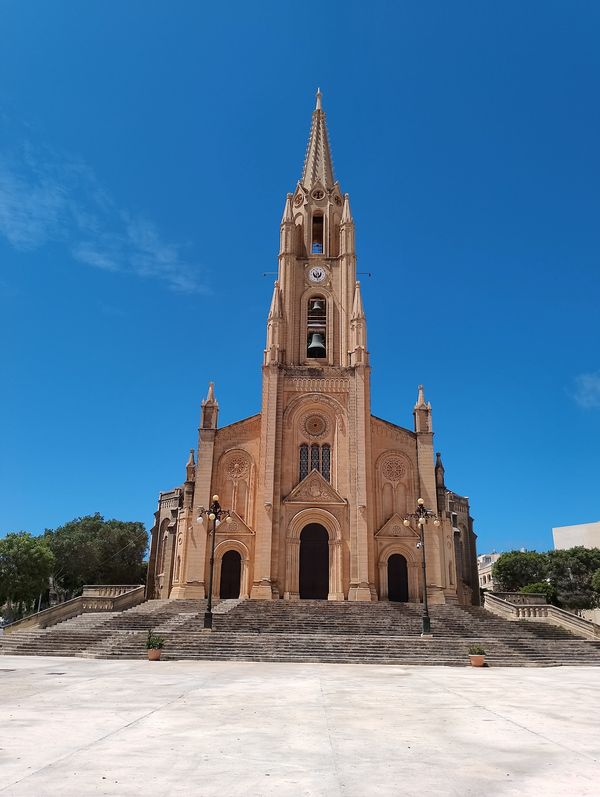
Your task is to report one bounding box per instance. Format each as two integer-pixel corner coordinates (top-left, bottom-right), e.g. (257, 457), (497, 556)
(1, 1), (599, 554)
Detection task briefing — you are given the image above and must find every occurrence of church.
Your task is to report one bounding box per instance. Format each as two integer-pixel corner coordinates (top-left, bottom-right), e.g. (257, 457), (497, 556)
(147, 92), (479, 606)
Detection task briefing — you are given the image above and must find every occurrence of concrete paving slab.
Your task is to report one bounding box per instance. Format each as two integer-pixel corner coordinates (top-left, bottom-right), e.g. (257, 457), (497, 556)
(0, 656), (598, 796)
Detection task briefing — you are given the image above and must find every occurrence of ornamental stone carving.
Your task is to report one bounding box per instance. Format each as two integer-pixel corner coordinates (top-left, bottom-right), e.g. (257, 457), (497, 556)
(302, 413), (328, 439)
(381, 456), (407, 482)
(224, 453), (250, 480)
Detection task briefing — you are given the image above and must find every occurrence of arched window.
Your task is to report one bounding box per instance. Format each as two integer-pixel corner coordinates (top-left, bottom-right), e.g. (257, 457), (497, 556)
(307, 297), (326, 358)
(298, 443), (332, 483)
(311, 213), (324, 253)
(321, 444), (331, 481)
(299, 444), (309, 480)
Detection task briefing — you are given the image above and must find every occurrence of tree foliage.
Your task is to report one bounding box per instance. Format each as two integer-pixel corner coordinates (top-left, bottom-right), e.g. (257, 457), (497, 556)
(492, 550), (548, 592)
(520, 581), (558, 605)
(493, 547), (600, 610)
(44, 513), (147, 597)
(0, 532), (55, 614)
(591, 568), (600, 597)
(545, 547), (600, 610)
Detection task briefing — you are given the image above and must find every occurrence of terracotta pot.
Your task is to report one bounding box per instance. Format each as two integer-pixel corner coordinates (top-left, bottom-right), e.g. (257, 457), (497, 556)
(147, 648), (162, 661)
(469, 654), (485, 667)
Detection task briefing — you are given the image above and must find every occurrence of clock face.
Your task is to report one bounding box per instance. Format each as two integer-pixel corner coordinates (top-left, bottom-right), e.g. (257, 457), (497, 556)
(308, 266), (326, 284)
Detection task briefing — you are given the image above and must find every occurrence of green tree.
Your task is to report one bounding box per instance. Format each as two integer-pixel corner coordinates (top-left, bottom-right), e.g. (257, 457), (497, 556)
(545, 547), (600, 610)
(591, 568), (600, 598)
(44, 514), (148, 597)
(0, 532), (55, 618)
(492, 550), (548, 592)
(520, 581), (558, 605)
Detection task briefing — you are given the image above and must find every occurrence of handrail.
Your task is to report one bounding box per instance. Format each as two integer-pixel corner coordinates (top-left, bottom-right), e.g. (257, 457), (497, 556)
(3, 585), (145, 635)
(484, 592), (600, 641)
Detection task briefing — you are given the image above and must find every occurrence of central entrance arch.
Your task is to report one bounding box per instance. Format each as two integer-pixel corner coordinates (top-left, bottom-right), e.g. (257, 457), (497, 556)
(299, 524), (329, 599)
(388, 553), (409, 602)
(219, 550), (242, 599)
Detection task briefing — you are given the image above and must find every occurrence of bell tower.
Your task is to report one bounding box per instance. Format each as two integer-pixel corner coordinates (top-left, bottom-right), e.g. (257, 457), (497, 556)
(266, 89), (365, 369)
(253, 90), (374, 601)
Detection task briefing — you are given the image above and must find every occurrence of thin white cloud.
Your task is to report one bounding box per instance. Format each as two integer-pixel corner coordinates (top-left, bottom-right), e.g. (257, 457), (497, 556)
(573, 371), (600, 409)
(0, 137), (207, 294)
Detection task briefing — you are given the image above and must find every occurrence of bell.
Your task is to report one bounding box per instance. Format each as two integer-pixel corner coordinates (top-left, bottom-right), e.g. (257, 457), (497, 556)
(310, 299), (323, 313)
(307, 332), (326, 358)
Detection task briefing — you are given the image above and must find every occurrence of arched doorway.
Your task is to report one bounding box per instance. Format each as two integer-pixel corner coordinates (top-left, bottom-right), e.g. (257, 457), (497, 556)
(219, 550), (241, 599)
(388, 554), (409, 602)
(299, 524), (329, 599)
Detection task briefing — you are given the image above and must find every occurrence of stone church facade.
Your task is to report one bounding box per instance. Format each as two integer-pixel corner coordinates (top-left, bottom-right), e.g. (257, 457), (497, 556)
(147, 92), (479, 606)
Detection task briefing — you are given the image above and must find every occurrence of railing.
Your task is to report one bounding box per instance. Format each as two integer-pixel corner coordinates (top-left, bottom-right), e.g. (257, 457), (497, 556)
(484, 593), (600, 641)
(3, 585), (145, 635)
(493, 592), (547, 606)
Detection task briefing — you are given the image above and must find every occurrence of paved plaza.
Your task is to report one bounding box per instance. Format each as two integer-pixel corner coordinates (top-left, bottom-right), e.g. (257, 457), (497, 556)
(0, 656), (599, 796)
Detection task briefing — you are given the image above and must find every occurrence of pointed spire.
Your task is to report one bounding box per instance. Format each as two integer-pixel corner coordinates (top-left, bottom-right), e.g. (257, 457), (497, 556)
(301, 89), (335, 190)
(414, 384), (427, 409)
(351, 281), (366, 320)
(341, 193), (353, 224)
(268, 281), (283, 319)
(205, 382), (216, 403)
(281, 193), (293, 224)
(435, 452), (445, 490)
(315, 87), (323, 111)
(200, 382), (218, 429)
(186, 448), (195, 481)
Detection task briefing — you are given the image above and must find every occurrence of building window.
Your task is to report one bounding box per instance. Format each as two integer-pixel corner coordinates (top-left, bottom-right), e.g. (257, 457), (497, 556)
(299, 444), (309, 481)
(312, 214), (324, 253)
(311, 443), (320, 472)
(321, 444), (331, 481)
(451, 512), (458, 529)
(307, 297), (326, 358)
(299, 443), (331, 482)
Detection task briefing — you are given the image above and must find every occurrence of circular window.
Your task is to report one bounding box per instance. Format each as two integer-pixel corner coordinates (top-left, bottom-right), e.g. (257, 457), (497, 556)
(303, 414), (328, 439)
(311, 189), (325, 200)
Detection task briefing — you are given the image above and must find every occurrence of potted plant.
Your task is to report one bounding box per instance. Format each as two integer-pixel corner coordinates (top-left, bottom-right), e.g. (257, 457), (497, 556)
(146, 630), (165, 661)
(468, 644), (486, 667)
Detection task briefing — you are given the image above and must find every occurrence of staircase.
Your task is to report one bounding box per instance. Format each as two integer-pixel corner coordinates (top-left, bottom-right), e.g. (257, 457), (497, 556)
(2, 599), (600, 666)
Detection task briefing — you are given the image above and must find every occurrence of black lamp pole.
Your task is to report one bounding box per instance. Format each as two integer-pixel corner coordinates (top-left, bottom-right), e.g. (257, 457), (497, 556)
(403, 498), (441, 636)
(197, 495), (232, 630)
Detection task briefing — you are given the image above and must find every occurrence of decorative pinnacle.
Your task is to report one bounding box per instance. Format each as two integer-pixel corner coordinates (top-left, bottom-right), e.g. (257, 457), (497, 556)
(315, 87), (323, 111)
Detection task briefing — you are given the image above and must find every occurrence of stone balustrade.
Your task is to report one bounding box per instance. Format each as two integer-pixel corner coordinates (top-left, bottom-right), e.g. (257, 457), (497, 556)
(3, 585), (145, 635)
(484, 592), (600, 641)
(493, 592), (547, 606)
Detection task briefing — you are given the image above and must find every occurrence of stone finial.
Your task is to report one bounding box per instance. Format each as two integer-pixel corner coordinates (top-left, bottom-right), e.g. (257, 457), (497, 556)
(315, 87), (323, 111)
(341, 193), (353, 224)
(281, 193), (294, 224)
(200, 381), (219, 429)
(186, 448), (196, 481)
(351, 281), (366, 320)
(268, 281), (283, 319)
(415, 384), (427, 409)
(205, 382), (216, 403)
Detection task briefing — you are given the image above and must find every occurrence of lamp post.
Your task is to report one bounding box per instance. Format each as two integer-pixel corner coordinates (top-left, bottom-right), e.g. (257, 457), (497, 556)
(403, 498), (441, 636)
(197, 495), (233, 629)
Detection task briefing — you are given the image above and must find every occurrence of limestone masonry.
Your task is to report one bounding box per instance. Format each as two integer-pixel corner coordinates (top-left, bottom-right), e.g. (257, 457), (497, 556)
(147, 91), (479, 605)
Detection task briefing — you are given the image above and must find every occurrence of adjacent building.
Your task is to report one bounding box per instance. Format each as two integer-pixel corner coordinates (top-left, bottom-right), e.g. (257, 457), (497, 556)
(147, 91), (479, 605)
(552, 521), (600, 551)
